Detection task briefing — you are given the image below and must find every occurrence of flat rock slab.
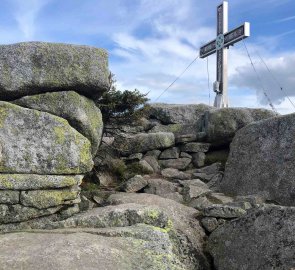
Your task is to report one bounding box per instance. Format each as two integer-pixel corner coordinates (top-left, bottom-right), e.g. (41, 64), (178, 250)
(159, 158), (191, 170)
(208, 205), (295, 270)
(203, 204), (247, 218)
(0, 190), (19, 204)
(0, 204), (61, 224)
(149, 123), (198, 138)
(13, 91), (103, 155)
(122, 175), (148, 192)
(161, 168), (191, 180)
(159, 147), (179, 159)
(222, 113), (295, 206)
(0, 225), (187, 270)
(113, 132), (175, 156)
(0, 174), (83, 190)
(0, 42), (109, 100)
(148, 103), (214, 124)
(0, 101), (93, 174)
(20, 189), (80, 209)
(181, 142), (210, 153)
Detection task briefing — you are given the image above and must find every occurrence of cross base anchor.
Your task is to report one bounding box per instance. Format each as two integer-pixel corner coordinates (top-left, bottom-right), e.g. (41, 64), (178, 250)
(213, 81), (228, 108)
(214, 93), (228, 108)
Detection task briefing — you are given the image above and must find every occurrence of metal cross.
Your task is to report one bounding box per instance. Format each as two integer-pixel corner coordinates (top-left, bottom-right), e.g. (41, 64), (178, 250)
(200, 1), (250, 108)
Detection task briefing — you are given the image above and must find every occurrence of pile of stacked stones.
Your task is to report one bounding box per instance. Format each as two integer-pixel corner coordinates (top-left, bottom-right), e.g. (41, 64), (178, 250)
(0, 42), (108, 228)
(93, 104), (277, 218)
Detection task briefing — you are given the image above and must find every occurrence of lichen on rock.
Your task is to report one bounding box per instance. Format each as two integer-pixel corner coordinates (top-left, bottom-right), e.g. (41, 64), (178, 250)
(0, 101), (93, 174)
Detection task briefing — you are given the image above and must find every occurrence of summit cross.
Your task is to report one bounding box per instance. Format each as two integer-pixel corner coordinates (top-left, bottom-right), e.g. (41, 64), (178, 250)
(200, 1), (250, 108)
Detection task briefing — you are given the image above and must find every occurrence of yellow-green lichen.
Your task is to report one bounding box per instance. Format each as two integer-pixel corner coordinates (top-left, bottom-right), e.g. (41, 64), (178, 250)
(153, 219), (174, 234)
(0, 106), (8, 128)
(21, 190), (79, 209)
(78, 137), (92, 170)
(0, 175), (14, 189)
(147, 209), (160, 220)
(53, 126), (66, 144)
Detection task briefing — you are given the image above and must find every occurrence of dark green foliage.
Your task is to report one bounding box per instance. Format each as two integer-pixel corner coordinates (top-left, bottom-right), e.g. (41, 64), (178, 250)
(97, 72), (149, 123)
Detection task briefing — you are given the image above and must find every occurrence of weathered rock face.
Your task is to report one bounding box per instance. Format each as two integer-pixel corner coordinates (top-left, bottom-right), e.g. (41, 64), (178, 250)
(113, 132), (175, 156)
(149, 103), (214, 124)
(13, 91), (103, 155)
(0, 42), (109, 100)
(0, 204), (62, 224)
(0, 226), (185, 269)
(202, 107), (277, 146)
(208, 205), (295, 270)
(0, 101), (93, 174)
(20, 189), (80, 209)
(149, 123), (199, 138)
(107, 193), (211, 269)
(222, 113), (295, 206)
(159, 157), (191, 170)
(0, 174), (82, 190)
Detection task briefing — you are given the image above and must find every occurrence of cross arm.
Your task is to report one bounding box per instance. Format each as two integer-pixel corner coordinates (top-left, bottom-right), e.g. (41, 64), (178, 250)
(199, 22), (250, 58)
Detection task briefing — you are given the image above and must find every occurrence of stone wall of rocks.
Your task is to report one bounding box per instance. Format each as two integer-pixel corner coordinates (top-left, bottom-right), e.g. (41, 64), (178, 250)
(0, 42), (107, 226)
(93, 103), (276, 193)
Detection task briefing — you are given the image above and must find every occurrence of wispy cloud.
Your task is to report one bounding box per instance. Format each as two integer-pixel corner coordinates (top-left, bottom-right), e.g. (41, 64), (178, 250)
(274, 15), (295, 23)
(12, 0), (50, 40)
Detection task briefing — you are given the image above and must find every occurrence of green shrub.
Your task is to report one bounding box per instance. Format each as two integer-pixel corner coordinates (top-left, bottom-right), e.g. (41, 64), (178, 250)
(96, 72), (149, 123)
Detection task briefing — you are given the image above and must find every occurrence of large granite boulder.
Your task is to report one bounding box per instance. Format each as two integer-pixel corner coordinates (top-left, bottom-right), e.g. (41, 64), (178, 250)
(208, 205), (295, 270)
(0, 225), (187, 270)
(113, 132), (175, 156)
(202, 108), (277, 146)
(13, 91), (103, 155)
(0, 101), (93, 174)
(0, 202), (209, 269)
(0, 42), (109, 100)
(221, 113), (295, 206)
(107, 193), (210, 269)
(148, 103), (214, 124)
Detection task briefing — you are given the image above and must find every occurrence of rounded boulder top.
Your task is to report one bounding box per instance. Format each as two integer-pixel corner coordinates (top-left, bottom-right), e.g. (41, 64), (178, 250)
(0, 42), (110, 100)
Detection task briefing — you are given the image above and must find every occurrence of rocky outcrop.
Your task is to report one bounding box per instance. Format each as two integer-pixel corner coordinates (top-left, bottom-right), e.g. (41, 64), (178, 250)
(0, 101), (93, 174)
(13, 91), (103, 155)
(0, 42), (109, 100)
(0, 42), (107, 228)
(222, 113), (295, 206)
(201, 107), (277, 146)
(208, 205), (295, 270)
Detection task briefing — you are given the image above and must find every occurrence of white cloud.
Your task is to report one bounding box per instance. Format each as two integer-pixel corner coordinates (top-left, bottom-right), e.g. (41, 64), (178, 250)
(12, 0), (50, 40)
(231, 51), (295, 106)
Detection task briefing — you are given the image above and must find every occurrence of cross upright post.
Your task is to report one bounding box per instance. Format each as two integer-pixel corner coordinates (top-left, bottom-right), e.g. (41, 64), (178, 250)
(200, 1), (250, 108)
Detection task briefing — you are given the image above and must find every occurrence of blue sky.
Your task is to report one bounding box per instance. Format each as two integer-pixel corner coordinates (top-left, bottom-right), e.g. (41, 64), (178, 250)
(0, 0), (295, 114)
